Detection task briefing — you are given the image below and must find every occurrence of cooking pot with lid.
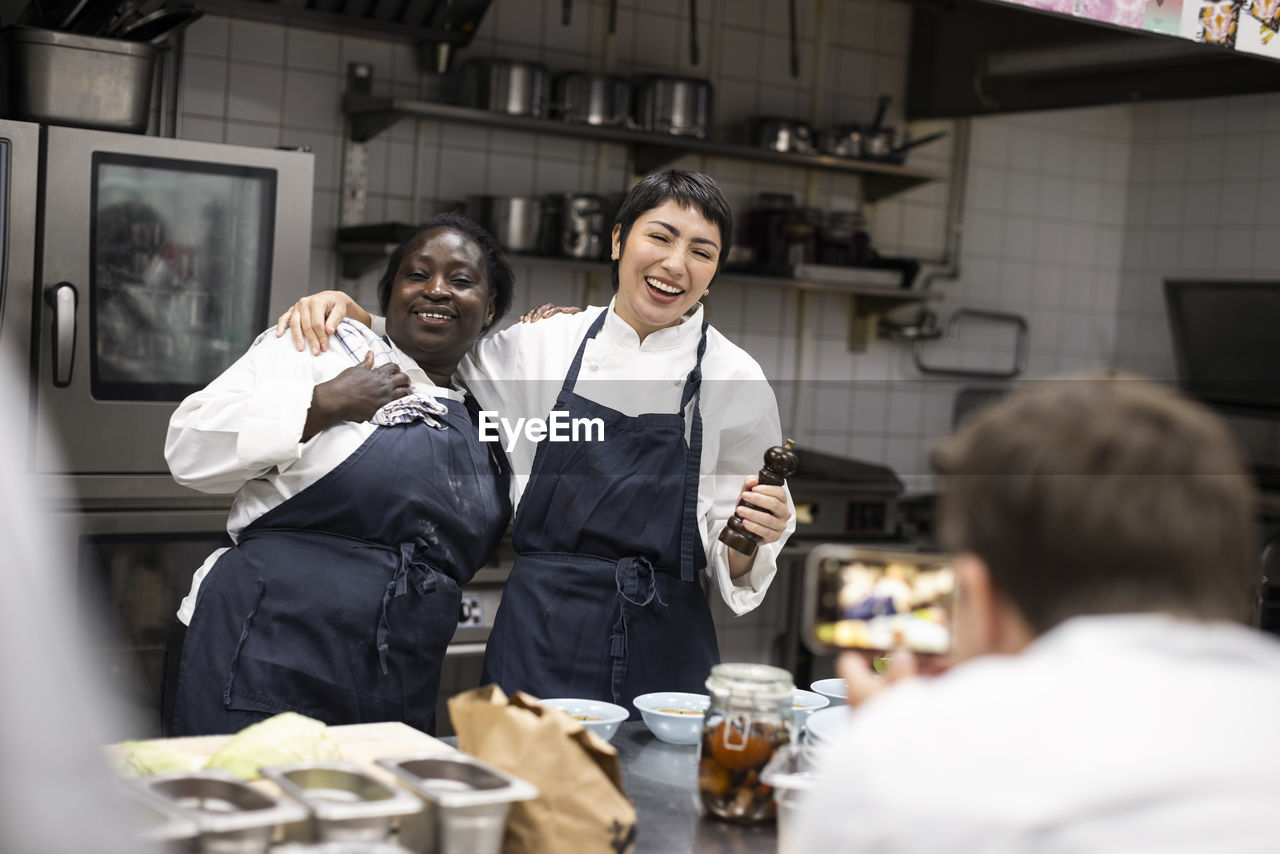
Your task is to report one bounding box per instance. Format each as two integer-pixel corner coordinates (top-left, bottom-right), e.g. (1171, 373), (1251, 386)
(457, 57), (549, 117)
(553, 72), (631, 127)
(633, 75), (711, 138)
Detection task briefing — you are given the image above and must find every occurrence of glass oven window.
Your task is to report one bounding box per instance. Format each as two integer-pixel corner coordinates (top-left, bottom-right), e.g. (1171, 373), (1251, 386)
(79, 532), (232, 735)
(90, 152), (277, 401)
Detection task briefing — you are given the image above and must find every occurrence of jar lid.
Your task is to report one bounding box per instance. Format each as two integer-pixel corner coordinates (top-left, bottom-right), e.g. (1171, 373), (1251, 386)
(705, 662), (794, 699)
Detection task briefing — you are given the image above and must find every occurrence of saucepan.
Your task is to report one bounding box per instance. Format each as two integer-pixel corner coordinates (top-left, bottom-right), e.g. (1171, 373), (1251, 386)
(751, 116), (814, 154)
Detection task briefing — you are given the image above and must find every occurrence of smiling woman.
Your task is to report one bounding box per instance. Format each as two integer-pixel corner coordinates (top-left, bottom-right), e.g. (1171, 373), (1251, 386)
(163, 212), (514, 737)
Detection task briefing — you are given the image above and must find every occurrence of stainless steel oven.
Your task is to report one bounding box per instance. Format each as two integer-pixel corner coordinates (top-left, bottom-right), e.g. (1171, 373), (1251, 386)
(27, 125), (314, 498)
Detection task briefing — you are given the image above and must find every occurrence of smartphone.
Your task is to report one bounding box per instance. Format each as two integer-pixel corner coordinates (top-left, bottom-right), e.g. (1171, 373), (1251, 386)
(802, 544), (956, 656)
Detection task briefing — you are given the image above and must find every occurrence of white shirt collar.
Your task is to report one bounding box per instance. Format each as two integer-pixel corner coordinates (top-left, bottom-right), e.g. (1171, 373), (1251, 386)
(384, 337), (466, 402)
(603, 296), (705, 351)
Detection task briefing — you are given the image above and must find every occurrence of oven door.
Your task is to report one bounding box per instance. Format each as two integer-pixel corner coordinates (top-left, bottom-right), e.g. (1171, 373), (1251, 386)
(0, 119), (38, 372)
(60, 504), (233, 737)
(32, 126), (314, 484)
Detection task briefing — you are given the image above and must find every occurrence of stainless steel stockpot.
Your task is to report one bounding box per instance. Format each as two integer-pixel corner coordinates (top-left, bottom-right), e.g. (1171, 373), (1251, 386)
(457, 57), (549, 117)
(553, 72), (631, 126)
(633, 75), (712, 139)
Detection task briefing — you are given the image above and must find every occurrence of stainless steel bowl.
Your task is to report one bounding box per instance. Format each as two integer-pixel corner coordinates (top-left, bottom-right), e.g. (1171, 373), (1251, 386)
(751, 116), (815, 154)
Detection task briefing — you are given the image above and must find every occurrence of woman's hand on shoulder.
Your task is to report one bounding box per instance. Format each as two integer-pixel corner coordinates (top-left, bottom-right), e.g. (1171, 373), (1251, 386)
(276, 291), (367, 355)
(519, 303), (583, 323)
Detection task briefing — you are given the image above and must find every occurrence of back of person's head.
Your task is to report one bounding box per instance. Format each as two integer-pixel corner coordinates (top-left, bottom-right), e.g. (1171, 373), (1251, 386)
(932, 372), (1258, 633)
(377, 211), (514, 331)
(611, 169), (734, 290)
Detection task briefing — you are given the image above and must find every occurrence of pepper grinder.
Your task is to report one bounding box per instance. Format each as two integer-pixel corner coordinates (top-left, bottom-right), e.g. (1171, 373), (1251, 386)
(719, 439), (798, 557)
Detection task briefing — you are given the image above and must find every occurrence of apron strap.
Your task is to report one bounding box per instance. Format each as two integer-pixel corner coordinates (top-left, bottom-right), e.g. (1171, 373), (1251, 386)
(677, 320), (710, 583)
(560, 310), (608, 397)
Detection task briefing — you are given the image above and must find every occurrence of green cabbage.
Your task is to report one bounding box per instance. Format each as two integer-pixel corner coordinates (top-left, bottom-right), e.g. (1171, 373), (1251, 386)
(116, 741), (206, 777)
(203, 712), (341, 780)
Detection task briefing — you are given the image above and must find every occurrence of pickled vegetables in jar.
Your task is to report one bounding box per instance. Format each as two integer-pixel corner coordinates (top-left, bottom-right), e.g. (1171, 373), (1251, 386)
(698, 663), (794, 823)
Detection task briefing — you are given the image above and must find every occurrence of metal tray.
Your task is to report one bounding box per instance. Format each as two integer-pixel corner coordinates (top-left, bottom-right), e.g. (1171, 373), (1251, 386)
(138, 770), (308, 854)
(260, 761), (422, 843)
(375, 753), (538, 854)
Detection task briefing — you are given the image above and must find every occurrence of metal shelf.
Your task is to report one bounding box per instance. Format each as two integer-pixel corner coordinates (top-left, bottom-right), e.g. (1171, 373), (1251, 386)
(340, 95), (939, 202)
(337, 239), (936, 315)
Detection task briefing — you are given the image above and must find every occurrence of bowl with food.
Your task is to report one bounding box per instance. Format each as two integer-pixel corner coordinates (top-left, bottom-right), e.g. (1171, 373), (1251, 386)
(790, 688), (830, 733)
(632, 692), (709, 745)
(809, 678), (847, 707)
(539, 698), (629, 742)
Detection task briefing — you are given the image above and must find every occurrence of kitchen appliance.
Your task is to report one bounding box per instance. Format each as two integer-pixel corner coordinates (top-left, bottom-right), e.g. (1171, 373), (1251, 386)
(0, 27), (158, 133)
(465, 195), (543, 254)
(457, 57), (549, 117)
(633, 75), (711, 138)
(0, 124), (315, 734)
(557, 193), (608, 259)
(29, 125), (313, 483)
(552, 71), (630, 127)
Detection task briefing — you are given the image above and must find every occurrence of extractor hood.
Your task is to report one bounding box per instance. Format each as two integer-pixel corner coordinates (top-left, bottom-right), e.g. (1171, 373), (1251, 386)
(906, 0), (1280, 118)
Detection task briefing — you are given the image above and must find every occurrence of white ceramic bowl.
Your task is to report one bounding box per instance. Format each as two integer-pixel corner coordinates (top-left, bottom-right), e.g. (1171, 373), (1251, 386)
(632, 692), (709, 745)
(804, 705), (853, 746)
(539, 698), (629, 742)
(790, 688), (830, 732)
(809, 678), (847, 707)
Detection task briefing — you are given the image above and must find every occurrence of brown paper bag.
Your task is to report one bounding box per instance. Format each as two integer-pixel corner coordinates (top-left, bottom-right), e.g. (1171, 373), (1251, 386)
(448, 685), (637, 854)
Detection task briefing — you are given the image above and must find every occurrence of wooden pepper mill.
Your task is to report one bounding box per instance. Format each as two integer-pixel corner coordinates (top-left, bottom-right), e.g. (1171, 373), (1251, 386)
(719, 438), (799, 557)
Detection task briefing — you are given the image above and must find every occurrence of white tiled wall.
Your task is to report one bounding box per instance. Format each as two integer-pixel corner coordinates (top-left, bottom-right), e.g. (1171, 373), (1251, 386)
(1111, 92), (1280, 465)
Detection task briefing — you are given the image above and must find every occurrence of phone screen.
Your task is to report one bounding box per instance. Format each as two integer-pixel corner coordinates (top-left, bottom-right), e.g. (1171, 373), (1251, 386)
(805, 546), (956, 655)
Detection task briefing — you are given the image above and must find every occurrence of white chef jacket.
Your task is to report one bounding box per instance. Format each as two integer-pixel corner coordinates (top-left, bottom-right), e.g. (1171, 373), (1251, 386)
(165, 320), (465, 625)
(371, 299), (795, 615)
(794, 614), (1280, 853)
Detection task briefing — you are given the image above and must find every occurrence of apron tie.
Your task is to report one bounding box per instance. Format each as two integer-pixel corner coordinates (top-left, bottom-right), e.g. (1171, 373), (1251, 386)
(610, 556), (668, 699)
(377, 530), (440, 676)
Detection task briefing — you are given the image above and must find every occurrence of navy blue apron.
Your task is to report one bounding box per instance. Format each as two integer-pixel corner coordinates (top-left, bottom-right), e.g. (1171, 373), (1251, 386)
(171, 395), (510, 736)
(482, 311), (719, 715)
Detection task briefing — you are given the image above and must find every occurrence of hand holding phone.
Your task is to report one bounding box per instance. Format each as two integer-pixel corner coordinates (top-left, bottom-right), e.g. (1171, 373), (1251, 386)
(803, 545), (956, 657)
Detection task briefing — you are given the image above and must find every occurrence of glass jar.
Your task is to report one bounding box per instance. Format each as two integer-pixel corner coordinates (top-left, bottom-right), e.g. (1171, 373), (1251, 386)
(697, 662), (795, 823)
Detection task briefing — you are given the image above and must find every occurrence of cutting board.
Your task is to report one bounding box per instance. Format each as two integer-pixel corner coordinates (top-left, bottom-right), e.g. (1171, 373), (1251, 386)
(111, 721), (455, 789)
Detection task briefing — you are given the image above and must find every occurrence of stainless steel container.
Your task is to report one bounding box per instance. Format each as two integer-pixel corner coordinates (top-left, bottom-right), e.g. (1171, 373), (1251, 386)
(465, 195), (543, 254)
(633, 75), (711, 138)
(376, 754), (538, 854)
(120, 783), (201, 852)
(138, 770), (309, 854)
(0, 26), (156, 133)
(751, 117), (815, 154)
(558, 193), (608, 259)
(552, 72), (631, 126)
(260, 762), (423, 844)
(457, 58), (549, 117)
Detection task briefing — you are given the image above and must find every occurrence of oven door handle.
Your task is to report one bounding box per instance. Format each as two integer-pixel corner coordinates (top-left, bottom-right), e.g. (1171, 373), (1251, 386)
(47, 282), (78, 388)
